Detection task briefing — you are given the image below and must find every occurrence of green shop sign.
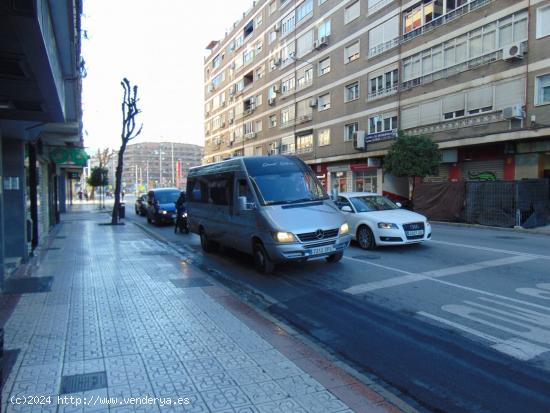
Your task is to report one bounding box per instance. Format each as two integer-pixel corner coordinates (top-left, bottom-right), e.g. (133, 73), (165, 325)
(50, 147), (90, 166)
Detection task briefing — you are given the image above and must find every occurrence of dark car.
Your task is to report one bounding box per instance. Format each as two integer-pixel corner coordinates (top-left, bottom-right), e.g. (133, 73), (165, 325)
(134, 194), (148, 216)
(146, 188), (180, 225)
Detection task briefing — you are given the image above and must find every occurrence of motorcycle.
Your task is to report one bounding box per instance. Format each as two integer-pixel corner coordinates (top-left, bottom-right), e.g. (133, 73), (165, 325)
(175, 211), (189, 234)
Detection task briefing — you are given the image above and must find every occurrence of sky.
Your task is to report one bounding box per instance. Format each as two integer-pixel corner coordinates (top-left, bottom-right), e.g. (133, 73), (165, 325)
(82, 0), (253, 152)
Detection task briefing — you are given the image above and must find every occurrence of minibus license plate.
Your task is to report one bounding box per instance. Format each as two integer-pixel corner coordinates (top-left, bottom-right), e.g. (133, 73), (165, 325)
(310, 246), (334, 255)
(406, 230), (424, 236)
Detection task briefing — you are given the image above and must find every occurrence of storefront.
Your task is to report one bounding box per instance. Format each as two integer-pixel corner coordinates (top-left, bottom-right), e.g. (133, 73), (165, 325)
(350, 163), (378, 193)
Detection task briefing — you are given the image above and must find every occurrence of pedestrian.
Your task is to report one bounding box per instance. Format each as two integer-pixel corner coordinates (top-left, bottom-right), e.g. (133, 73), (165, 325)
(78, 190), (83, 201)
(121, 190), (125, 201)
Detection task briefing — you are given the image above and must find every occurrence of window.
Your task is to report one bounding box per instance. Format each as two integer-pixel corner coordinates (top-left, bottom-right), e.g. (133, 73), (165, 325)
(536, 74), (550, 105)
(345, 122), (359, 141)
(466, 86), (493, 114)
(255, 93), (263, 106)
(281, 104), (296, 126)
(269, 114), (278, 128)
(189, 178), (208, 203)
(297, 30), (314, 57)
(403, 1), (443, 34)
(297, 134), (313, 153)
(368, 114), (397, 134)
(319, 57), (331, 76)
(345, 41), (360, 63)
(268, 85), (277, 100)
(345, 1), (360, 24)
(255, 120), (263, 132)
(297, 65), (314, 89)
(297, 0), (313, 23)
(345, 82), (360, 102)
(318, 129), (330, 146)
(297, 99), (313, 120)
(268, 30), (277, 44)
(318, 93), (331, 110)
(319, 0), (328, 4)
(369, 68), (398, 98)
(443, 93), (465, 119)
(537, 5), (550, 39)
(255, 65), (265, 80)
(498, 11), (528, 47)
(281, 135), (296, 154)
(368, 0), (393, 14)
(281, 10), (296, 36)
(368, 15), (399, 56)
(244, 19), (254, 39)
(243, 49), (254, 65)
(255, 12), (263, 28)
(281, 42), (296, 65)
(212, 54), (222, 69)
(281, 74), (296, 94)
(319, 20), (331, 38)
(255, 40), (263, 54)
(269, 0), (276, 15)
(208, 174), (234, 206)
(254, 146), (263, 156)
(244, 121), (254, 135)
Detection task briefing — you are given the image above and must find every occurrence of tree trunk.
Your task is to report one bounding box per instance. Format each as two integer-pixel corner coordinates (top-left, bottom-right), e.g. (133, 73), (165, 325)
(111, 143), (127, 224)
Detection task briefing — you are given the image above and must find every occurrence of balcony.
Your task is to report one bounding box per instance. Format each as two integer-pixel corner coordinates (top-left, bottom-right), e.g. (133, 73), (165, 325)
(368, 85), (398, 101)
(403, 0), (493, 43)
(369, 37), (400, 58)
(401, 48), (505, 91)
(405, 111), (504, 135)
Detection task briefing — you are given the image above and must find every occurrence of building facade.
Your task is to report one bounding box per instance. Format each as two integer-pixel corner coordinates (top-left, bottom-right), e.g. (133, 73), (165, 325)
(122, 142), (204, 192)
(0, 0), (85, 285)
(203, 0), (550, 200)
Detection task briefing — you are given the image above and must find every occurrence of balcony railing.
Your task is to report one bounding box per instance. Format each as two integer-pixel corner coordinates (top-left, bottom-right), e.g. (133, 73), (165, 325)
(403, 0), (493, 43)
(368, 85), (398, 101)
(369, 37), (400, 58)
(296, 147), (313, 154)
(296, 114), (313, 124)
(405, 111), (504, 135)
(401, 48), (503, 91)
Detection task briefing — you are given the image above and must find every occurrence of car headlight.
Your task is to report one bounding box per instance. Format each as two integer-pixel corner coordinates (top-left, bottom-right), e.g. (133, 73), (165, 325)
(160, 210), (168, 215)
(339, 222), (349, 235)
(273, 231), (296, 243)
(378, 222), (398, 229)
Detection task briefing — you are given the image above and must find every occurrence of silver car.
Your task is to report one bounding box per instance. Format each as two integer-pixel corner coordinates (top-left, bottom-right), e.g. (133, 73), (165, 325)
(187, 156), (351, 273)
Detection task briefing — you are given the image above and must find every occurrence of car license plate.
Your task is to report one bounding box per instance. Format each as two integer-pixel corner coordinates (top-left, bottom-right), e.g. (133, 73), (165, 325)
(406, 230), (424, 236)
(310, 246), (334, 255)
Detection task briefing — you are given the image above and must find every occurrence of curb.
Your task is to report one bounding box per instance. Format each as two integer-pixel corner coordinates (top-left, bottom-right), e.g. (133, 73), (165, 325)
(431, 220), (550, 236)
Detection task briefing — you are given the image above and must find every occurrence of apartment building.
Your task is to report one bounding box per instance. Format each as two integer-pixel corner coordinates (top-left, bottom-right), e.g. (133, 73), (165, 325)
(122, 142), (204, 192)
(203, 0), (550, 198)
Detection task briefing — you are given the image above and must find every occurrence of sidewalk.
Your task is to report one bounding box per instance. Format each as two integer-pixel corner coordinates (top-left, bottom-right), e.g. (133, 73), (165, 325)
(1, 205), (405, 413)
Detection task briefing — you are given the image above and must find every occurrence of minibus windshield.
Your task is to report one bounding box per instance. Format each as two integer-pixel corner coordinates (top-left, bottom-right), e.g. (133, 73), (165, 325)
(243, 157), (328, 205)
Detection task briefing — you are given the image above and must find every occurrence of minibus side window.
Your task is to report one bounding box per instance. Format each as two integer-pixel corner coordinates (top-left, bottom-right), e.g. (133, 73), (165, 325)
(208, 173), (233, 206)
(188, 178), (208, 203)
(238, 179), (253, 203)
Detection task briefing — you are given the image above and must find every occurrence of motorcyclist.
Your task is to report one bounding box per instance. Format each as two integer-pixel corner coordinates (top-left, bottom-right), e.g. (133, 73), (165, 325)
(174, 191), (188, 233)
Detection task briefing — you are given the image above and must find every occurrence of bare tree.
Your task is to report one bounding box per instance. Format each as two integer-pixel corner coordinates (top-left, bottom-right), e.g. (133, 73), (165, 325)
(112, 78), (143, 224)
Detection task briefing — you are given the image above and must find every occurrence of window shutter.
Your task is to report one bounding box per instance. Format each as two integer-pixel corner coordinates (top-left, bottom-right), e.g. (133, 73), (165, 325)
(401, 106), (419, 129)
(467, 86), (493, 110)
(383, 16), (399, 42)
(419, 100), (441, 125)
(494, 78), (525, 110)
(442, 93), (465, 113)
(297, 30), (314, 57)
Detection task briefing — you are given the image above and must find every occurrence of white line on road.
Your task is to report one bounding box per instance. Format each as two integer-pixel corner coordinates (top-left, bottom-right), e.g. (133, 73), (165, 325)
(429, 239), (550, 260)
(343, 256), (414, 275)
(343, 255), (534, 295)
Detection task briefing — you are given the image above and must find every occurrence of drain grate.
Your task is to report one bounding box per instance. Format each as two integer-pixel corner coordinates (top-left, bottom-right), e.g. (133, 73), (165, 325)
(171, 278), (212, 288)
(495, 235), (524, 240)
(2, 277), (53, 294)
(60, 371), (108, 394)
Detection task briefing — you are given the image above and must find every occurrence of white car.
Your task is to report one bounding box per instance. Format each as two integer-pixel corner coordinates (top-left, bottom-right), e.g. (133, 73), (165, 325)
(335, 192), (431, 249)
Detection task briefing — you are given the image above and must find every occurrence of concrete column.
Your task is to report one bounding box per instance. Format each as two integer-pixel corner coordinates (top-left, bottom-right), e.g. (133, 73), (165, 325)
(2, 139), (27, 260)
(58, 172), (66, 213)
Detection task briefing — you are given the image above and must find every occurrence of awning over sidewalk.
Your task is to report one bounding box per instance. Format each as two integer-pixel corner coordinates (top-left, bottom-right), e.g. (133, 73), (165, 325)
(50, 147), (90, 166)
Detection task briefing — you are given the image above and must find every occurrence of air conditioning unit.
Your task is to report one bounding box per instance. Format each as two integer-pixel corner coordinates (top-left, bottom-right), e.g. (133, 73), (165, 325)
(245, 132), (257, 140)
(314, 36), (329, 50)
(273, 84), (281, 93)
(272, 58), (281, 67)
(298, 114), (311, 123)
(229, 85), (236, 96)
(268, 97), (276, 105)
(503, 42), (525, 61)
(308, 98), (318, 108)
(353, 130), (366, 150)
(220, 121), (226, 128)
(228, 117), (234, 124)
(274, 22), (280, 32)
(502, 104), (524, 120)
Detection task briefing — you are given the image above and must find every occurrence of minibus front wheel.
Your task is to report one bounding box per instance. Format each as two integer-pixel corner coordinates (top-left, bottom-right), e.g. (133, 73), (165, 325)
(253, 241), (274, 274)
(200, 228), (218, 253)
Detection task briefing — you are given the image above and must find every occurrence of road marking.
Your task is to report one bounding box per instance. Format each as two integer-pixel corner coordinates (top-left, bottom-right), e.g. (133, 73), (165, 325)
(418, 309), (550, 361)
(516, 283), (550, 301)
(343, 256), (414, 275)
(343, 255), (534, 295)
(430, 239), (550, 260)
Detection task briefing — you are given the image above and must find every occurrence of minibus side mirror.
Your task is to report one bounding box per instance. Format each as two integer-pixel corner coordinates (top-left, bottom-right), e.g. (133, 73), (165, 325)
(238, 196), (255, 212)
(341, 206), (353, 213)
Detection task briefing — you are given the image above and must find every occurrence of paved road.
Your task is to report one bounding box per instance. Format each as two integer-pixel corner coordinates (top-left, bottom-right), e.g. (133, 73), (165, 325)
(126, 201), (550, 413)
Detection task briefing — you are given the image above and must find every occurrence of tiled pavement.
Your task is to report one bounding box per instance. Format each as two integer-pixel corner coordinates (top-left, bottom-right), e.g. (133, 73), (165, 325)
(1, 206), (403, 412)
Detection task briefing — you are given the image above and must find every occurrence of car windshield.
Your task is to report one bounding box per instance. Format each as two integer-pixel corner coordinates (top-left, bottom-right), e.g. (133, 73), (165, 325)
(350, 196), (399, 212)
(244, 157), (328, 205)
(155, 191), (180, 204)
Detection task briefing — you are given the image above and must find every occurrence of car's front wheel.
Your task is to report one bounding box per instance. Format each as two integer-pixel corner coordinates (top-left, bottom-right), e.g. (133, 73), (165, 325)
(357, 225), (376, 250)
(200, 229), (217, 253)
(253, 241), (274, 274)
